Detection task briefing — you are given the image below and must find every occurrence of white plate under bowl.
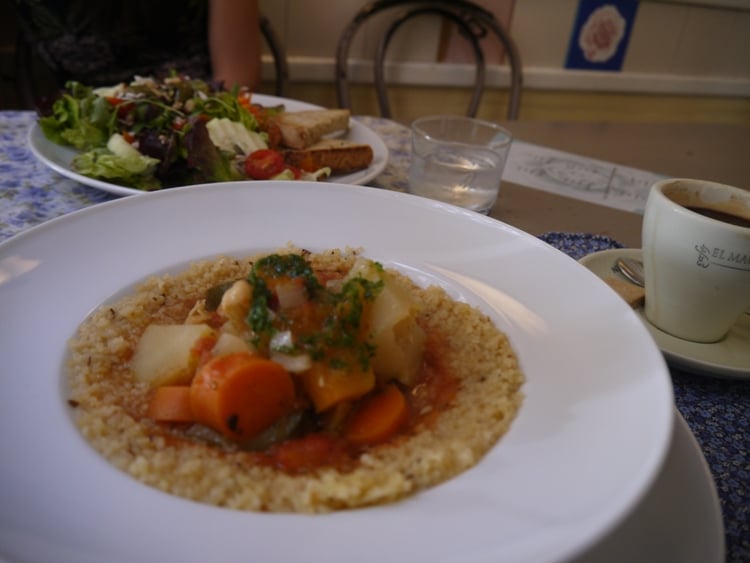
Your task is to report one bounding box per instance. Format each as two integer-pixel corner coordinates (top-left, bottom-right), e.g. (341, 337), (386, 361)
(573, 408), (724, 563)
(0, 182), (673, 563)
(27, 93), (389, 195)
(580, 248), (750, 379)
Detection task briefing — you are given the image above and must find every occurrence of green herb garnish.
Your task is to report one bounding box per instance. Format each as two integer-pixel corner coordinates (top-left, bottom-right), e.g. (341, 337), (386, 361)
(247, 254), (383, 370)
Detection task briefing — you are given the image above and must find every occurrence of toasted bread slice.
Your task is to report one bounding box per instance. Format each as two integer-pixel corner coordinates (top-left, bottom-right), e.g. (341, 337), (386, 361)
(283, 139), (374, 175)
(274, 109), (351, 149)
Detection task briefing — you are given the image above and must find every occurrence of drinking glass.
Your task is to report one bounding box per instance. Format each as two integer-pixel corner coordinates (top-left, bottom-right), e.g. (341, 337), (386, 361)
(408, 115), (512, 214)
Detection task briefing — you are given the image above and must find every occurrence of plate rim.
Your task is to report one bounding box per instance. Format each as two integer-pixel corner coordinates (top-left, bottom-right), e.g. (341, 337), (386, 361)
(26, 93), (389, 195)
(0, 181), (675, 563)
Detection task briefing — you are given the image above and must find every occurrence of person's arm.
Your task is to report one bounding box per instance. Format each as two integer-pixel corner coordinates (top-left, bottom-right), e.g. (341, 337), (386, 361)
(208, 0), (262, 90)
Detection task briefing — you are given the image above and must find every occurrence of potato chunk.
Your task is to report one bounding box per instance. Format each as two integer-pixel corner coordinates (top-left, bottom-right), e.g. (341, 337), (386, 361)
(212, 332), (254, 357)
(371, 315), (425, 386)
(347, 258), (426, 386)
(132, 324), (215, 387)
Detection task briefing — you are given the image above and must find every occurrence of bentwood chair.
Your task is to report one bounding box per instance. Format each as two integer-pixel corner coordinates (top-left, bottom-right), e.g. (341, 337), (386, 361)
(336, 0), (523, 120)
(14, 14), (289, 109)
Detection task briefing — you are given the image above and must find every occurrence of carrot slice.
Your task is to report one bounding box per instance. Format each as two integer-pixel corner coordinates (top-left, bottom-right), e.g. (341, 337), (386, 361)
(190, 352), (295, 440)
(272, 433), (336, 473)
(147, 386), (194, 423)
(345, 384), (409, 445)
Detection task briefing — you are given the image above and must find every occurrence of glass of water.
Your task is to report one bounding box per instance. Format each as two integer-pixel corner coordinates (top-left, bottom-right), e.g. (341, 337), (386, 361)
(408, 115), (512, 214)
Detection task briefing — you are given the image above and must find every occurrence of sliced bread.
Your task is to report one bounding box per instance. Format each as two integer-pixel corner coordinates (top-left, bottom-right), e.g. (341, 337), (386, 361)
(274, 109), (351, 149)
(283, 138), (374, 174)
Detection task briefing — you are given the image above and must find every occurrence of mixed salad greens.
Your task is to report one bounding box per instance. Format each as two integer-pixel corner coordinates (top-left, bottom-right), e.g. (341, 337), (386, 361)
(37, 74), (330, 190)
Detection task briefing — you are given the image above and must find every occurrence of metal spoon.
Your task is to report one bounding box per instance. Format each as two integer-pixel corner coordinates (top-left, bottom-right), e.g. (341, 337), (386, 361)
(614, 257), (645, 287)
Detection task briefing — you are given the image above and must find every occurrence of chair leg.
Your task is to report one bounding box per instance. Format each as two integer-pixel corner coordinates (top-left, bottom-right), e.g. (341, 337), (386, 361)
(260, 15), (289, 97)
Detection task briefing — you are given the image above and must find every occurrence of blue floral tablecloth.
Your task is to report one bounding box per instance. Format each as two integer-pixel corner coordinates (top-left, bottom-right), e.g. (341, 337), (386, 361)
(1, 111), (748, 562)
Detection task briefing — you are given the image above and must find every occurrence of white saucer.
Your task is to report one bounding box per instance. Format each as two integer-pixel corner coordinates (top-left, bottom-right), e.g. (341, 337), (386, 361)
(573, 408), (724, 563)
(580, 248), (750, 380)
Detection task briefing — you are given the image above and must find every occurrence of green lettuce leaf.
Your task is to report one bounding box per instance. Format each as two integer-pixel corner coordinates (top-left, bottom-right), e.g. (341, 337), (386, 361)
(38, 82), (113, 151)
(183, 118), (241, 184)
(72, 148), (162, 191)
(192, 90), (261, 132)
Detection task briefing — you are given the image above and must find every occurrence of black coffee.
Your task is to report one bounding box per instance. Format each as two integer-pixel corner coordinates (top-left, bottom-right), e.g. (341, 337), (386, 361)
(687, 206), (750, 229)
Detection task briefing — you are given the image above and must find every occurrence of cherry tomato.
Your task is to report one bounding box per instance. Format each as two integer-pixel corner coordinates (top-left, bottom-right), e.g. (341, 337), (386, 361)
(245, 149), (286, 180)
(237, 91), (253, 111)
(105, 96), (134, 118)
(286, 165), (302, 179)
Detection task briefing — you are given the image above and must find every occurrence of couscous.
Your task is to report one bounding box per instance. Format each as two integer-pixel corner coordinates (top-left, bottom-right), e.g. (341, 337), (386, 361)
(66, 247), (524, 512)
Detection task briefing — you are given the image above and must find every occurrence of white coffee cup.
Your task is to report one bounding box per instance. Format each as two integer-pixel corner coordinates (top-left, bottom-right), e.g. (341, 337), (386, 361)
(642, 178), (750, 343)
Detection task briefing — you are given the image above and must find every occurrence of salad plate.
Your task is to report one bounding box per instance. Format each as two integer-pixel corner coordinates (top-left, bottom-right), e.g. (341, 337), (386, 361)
(580, 248), (750, 380)
(0, 181), (673, 563)
(27, 93), (389, 196)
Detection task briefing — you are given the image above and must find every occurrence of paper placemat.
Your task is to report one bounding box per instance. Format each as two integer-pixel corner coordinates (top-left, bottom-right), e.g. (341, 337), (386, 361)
(503, 140), (666, 215)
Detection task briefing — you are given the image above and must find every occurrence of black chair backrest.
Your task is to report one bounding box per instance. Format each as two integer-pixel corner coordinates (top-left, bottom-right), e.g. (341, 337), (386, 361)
(336, 0), (523, 120)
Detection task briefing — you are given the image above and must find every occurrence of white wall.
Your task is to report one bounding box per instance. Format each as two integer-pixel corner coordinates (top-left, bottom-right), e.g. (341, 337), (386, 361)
(259, 0), (750, 97)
